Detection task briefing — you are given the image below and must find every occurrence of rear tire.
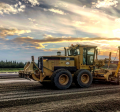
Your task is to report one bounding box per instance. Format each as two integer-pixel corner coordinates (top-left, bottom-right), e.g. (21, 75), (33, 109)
(51, 69), (72, 90)
(73, 69), (84, 82)
(74, 69), (93, 88)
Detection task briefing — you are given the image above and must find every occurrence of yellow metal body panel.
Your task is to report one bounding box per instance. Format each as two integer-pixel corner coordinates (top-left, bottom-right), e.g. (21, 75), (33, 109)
(74, 56), (79, 69)
(104, 70), (112, 81)
(24, 62), (30, 70)
(93, 77), (106, 80)
(43, 67), (53, 77)
(43, 58), (74, 77)
(25, 62), (33, 71)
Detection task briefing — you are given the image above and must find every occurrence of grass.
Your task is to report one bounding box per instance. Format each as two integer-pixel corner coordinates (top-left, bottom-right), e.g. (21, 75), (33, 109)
(0, 68), (24, 72)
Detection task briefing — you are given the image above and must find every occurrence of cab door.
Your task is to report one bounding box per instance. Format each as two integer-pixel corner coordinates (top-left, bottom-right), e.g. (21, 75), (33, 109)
(83, 47), (95, 65)
(86, 48), (95, 65)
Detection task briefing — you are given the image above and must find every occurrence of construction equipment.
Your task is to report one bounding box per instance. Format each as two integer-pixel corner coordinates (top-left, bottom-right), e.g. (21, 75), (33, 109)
(93, 47), (120, 84)
(19, 44), (120, 89)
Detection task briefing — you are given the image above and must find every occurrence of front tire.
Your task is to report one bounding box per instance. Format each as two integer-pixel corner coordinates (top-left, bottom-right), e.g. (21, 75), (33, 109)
(51, 69), (72, 90)
(74, 69), (93, 88)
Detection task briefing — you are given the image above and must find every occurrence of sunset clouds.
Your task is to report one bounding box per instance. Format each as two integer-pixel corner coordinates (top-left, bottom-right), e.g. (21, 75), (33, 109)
(0, 0), (120, 62)
(0, 27), (31, 38)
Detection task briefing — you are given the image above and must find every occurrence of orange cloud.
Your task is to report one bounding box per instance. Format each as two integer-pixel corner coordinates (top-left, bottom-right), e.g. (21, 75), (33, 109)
(11, 36), (120, 55)
(12, 36), (120, 44)
(0, 27), (31, 38)
(1, 34), (120, 59)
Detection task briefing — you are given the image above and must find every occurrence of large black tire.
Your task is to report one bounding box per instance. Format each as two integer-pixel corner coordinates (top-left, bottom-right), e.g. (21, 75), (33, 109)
(51, 69), (66, 87)
(73, 69), (84, 82)
(51, 69), (72, 90)
(74, 69), (93, 88)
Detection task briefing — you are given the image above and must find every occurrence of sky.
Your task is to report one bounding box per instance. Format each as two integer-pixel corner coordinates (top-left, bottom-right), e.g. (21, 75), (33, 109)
(0, 0), (120, 62)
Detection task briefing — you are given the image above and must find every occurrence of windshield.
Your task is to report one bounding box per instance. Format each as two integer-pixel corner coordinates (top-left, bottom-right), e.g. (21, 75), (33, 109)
(87, 48), (94, 55)
(67, 48), (80, 56)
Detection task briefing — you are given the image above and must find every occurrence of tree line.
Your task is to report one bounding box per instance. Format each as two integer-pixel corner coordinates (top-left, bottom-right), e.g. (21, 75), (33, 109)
(0, 60), (25, 68)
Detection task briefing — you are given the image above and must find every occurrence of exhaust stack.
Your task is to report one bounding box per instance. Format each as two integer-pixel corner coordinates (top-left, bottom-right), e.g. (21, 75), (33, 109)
(31, 56), (34, 62)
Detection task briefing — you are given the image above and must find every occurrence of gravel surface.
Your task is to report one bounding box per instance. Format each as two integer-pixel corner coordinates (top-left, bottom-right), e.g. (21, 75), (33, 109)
(1, 74), (120, 111)
(0, 73), (19, 79)
(0, 73), (18, 76)
(0, 93), (120, 112)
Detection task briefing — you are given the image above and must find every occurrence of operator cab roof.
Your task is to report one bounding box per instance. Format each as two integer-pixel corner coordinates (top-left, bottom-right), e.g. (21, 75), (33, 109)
(68, 44), (97, 48)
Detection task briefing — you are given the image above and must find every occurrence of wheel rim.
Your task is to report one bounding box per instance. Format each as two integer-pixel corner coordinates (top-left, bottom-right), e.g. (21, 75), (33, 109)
(59, 74), (69, 85)
(81, 74), (89, 84)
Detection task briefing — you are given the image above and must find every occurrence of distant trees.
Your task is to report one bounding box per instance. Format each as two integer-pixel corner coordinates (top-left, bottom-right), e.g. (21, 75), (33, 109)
(0, 60), (25, 68)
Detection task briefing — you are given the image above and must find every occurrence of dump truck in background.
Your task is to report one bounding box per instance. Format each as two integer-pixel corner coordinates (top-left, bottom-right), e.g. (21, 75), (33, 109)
(19, 44), (120, 89)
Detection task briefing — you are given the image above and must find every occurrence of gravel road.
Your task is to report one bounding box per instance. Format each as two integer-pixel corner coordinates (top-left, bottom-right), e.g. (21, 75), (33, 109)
(0, 92), (120, 112)
(0, 73), (120, 112)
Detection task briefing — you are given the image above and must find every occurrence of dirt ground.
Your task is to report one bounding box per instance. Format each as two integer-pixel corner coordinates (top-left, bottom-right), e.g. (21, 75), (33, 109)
(1, 92), (120, 112)
(1, 75), (120, 112)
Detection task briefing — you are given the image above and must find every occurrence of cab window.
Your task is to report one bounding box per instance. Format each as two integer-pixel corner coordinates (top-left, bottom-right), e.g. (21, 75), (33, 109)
(67, 47), (80, 56)
(87, 48), (94, 55)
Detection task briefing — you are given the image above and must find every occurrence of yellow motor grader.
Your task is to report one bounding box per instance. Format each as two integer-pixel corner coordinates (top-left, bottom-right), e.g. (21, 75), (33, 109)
(19, 44), (120, 89)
